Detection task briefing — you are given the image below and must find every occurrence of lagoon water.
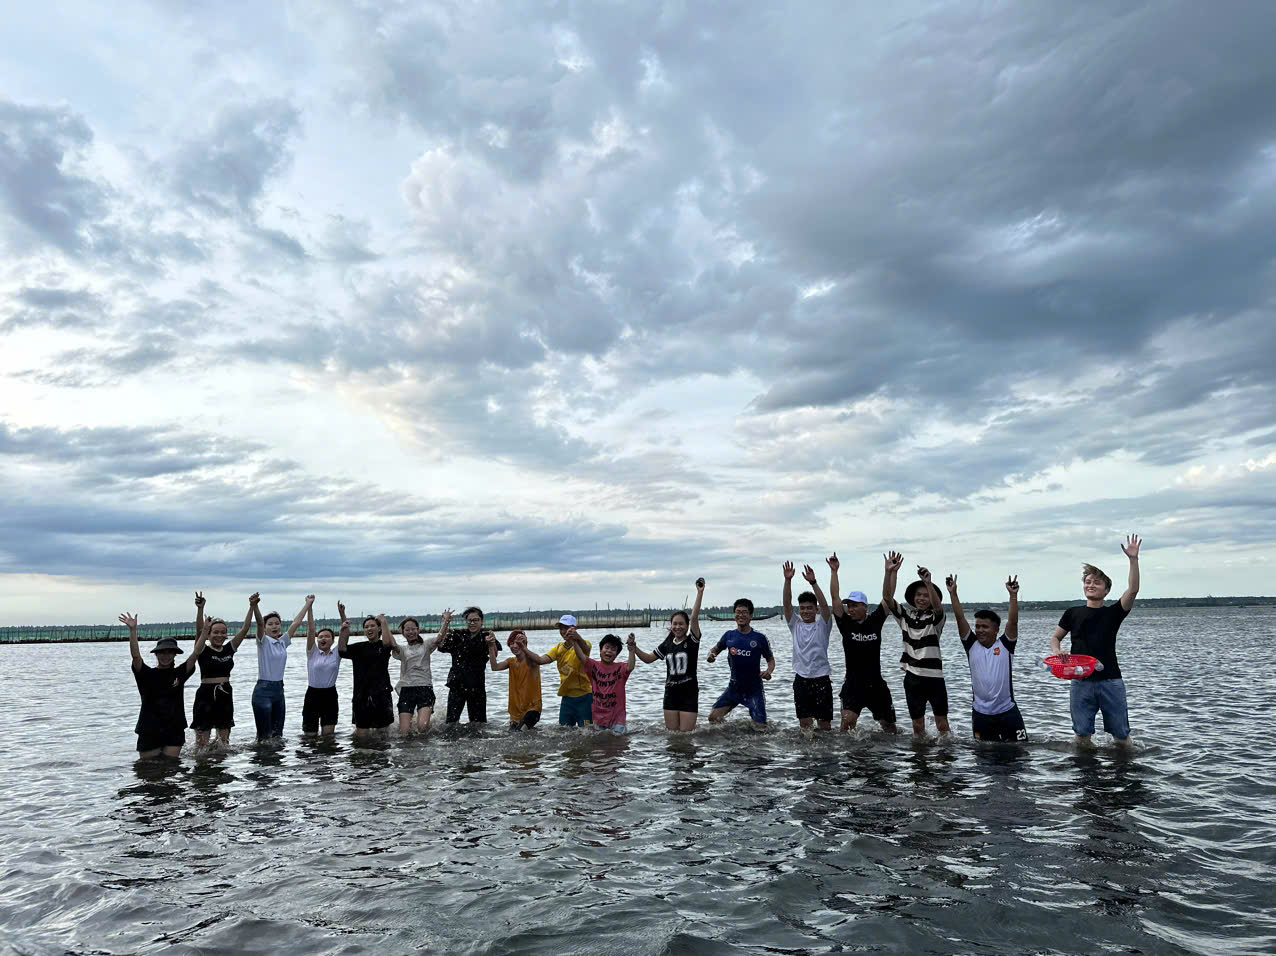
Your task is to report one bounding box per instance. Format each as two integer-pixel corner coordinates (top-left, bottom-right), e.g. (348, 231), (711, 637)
(1, 607), (1273, 955)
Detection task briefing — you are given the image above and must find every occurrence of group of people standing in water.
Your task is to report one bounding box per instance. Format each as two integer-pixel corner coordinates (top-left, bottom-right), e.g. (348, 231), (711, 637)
(125, 536), (1143, 759)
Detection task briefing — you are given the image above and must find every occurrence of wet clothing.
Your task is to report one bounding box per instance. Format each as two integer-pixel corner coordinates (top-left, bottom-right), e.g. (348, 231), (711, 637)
(902, 672), (949, 721)
(440, 629), (498, 692)
(1058, 602), (1129, 681)
(655, 632), (699, 688)
(255, 634), (290, 682)
(306, 646), (340, 689)
(581, 657), (631, 728)
(662, 682), (699, 713)
(251, 680), (286, 738)
(506, 657), (543, 724)
(397, 684), (436, 715)
(839, 675), (896, 724)
(961, 632), (1018, 716)
(340, 641), (393, 730)
(512, 710), (541, 730)
(191, 682), (235, 731)
(712, 683), (767, 724)
(392, 637), (439, 691)
(972, 704), (1028, 742)
(835, 605), (888, 680)
(546, 640), (592, 698)
(196, 642), (236, 680)
(792, 674), (834, 722)
(445, 685), (487, 723)
(711, 630), (773, 694)
(559, 692), (593, 727)
(133, 662), (193, 751)
(890, 601), (945, 679)
(1070, 678), (1130, 739)
(302, 686), (339, 732)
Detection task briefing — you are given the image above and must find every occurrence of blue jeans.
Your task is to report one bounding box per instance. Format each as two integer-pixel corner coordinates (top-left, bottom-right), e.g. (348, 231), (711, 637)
(1069, 678), (1130, 740)
(252, 680), (286, 739)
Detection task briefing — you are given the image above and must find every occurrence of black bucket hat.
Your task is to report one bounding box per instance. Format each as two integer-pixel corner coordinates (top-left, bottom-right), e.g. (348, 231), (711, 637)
(151, 637), (184, 656)
(904, 580), (934, 606)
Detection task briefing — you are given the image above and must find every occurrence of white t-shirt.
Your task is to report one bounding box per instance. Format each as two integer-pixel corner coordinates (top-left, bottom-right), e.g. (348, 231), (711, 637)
(392, 636), (439, 690)
(964, 633), (1016, 715)
(787, 613), (833, 678)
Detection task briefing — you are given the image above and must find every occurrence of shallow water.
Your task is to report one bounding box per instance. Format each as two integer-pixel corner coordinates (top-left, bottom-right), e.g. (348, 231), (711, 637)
(1, 607), (1273, 955)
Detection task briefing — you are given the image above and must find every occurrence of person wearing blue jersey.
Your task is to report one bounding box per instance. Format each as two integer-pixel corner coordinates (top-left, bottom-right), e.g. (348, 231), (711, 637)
(706, 598), (775, 728)
(946, 573), (1027, 742)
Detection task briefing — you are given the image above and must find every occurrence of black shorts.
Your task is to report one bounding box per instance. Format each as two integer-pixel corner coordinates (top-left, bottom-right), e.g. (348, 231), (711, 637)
(137, 727), (185, 753)
(445, 685), (487, 723)
(662, 682), (699, 713)
(398, 685), (436, 715)
(190, 683), (235, 731)
(972, 705), (1028, 742)
(302, 686), (339, 733)
(352, 690), (394, 730)
(793, 675), (834, 721)
(903, 672), (949, 720)
(839, 676), (897, 725)
(512, 710), (541, 730)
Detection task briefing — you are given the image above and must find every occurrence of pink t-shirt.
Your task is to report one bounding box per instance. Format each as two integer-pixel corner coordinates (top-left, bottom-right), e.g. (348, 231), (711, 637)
(582, 657), (631, 727)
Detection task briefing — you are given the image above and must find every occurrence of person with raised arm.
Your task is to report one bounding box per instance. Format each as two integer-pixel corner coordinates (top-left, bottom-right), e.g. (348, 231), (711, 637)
(545, 614), (593, 727)
(302, 601), (342, 736)
(632, 577), (705, 731)
(947, 574), (1027, 742)
(338, 609), (394, 736)
(564, 630), (638, 734)
(706, 598), (775, 729)
(251, 597), (308, 742)
(1050, 535), (1142, 748)
(437, 607), (500, 724)
(883, 552), (951, 738)
(784, 562), (835, 731)
(380, 612), (441, 734)
(127, 611), (205, 758)
(828, 553), (897, 734)
(189, 591), (259, 750)
(489, 629), (550, 730)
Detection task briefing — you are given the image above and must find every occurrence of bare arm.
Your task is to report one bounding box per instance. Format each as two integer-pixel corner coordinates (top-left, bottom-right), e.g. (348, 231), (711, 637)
(689, 577), (705, 638)
(882, 551), (902, 615)
(230, 593), (258, 649)
(287, 595), (314, 639)
(186, 618), (210, 675)
(803, 564), (832, 621)
(253, 596), (264, 641)
(633, 644), (660, 664)
(945, 575), (970, 639)
(625, 634), (639, 673)
(435, 608), (453, 652)
(337, 601), (351, 653)
(1005, 576), (1019, 642)
(827, 554), (843, 618)
(487, 634), (511, 671)
(1050, 626), (1067, 656)
(918, 566), (944, 618)
(782, 561), (795, 620)
(762, 653), (775, 681)
(1119, 535), (1141, 612)
(378, 614), (399, 650)
(306, 601), (316, 653)
(524, 649), (553, 666)
(122, 612), (142, 670)
(193, 591), (205, 643)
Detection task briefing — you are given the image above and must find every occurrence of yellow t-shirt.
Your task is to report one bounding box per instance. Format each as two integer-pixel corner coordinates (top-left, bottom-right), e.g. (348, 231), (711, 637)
(546, 640), (593, 697)
(507, 657), (543, 722)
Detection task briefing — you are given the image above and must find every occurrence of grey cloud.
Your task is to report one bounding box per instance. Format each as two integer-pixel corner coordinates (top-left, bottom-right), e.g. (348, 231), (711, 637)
(1, 285), (107, 334)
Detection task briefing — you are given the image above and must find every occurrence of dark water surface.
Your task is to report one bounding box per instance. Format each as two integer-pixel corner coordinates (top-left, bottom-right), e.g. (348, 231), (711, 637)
(1, 608), (1273, 954)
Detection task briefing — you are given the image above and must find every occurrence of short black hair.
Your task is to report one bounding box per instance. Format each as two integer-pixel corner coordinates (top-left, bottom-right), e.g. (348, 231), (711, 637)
(400, 616), (419, 629)
(797, 591), (817, 605)
(362, 615), (378, 627)
(974, 608), (1001, 629)
(733, 598), (754, 614)
(463, 606), (484, 621)
(316, 627), (335, 638)
(262, 611), (282, 625)
(599, 633), (623, 651)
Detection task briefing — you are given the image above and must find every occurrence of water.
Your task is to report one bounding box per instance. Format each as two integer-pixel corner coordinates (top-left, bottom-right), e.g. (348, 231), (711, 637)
(1, 607), (1273, 955)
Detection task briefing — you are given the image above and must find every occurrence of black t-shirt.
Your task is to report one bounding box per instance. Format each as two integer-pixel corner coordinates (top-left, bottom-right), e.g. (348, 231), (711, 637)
(835, 605), (888, 680)
(340, 641), (393, 698)
(655, 632), (700, 687)
(197, 642), (236, 680)
(441, 630), (500, 690)
(1058, 602), (1129, 681)
(133, 661), (193, 733)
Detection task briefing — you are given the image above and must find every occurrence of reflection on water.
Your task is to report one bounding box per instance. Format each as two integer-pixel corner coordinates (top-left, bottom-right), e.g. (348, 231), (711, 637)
(1, 609), (1274, 954)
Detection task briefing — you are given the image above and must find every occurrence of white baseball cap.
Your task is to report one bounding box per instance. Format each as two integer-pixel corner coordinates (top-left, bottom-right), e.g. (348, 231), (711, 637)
(844, 591), (869, 605)
(558, 614), (578, 627)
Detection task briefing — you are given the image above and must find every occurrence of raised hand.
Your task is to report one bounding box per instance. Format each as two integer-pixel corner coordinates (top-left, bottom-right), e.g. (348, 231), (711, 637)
(194, 591), (205, 608)
(1006, 575), (1020, 594)
(485, 632), (497, 645)
(917, 566), (932, 584)
(884, 551), (903, 572)
(782, 561), (796, 580)
(1122, 534), (1142, 559)
(625, 633), (637, 648)
(202, 617), (214, 635)
(695, 577), (705, 592)
(305, 594), (315, 606)
(337, 600), (347, 621)
(248, 592), (260, 607)
(945, 574), (958, 593)
(801, 564), (818, 585)
(118, 611), (138, 629)
(441, 608), (453, 627)
(826, 552), (839, 572)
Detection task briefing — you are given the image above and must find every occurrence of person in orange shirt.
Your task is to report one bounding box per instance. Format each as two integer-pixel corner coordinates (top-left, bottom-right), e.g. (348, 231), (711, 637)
(487, 630), (547, 729)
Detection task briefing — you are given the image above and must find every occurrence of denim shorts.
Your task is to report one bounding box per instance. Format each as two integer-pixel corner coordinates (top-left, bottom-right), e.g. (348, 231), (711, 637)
(559, 693), (594, 727)
(1069, 678), (1130, 740)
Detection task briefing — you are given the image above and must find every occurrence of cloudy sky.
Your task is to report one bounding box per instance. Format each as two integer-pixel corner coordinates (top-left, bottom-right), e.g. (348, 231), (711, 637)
(3, 1), (1275, 624)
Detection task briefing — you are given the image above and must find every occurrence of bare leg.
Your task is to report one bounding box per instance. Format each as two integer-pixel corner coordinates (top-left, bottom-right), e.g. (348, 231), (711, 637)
(879, 720), (897, 734)
(217, 728), (231, 747)
(137, 748), (163, 759)
(418, 707), (433, 732)
(160, 745), (182, 759)
(799, 717), (814, 729)
(398, 713), (412, 734)
(195, 730), (211, 750)
(663, 710), (680, 730)
(709, 706), (732, 723)
(841, 710), (858, 733)
(817, 720), (832, 731)
(320, 724), (336, 736)
(1113, 736), (1132, 749)
(935, 716), (950, 735)
(677, 711), (697, 732)
(911, 717), (926, 737)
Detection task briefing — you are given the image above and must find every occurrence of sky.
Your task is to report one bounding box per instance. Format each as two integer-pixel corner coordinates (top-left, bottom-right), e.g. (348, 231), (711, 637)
(3, 1), (1276, 625)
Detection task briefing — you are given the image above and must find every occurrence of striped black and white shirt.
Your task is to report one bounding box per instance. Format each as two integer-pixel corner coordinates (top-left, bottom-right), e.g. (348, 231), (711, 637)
(891, 602), (945, 679)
